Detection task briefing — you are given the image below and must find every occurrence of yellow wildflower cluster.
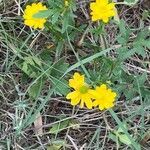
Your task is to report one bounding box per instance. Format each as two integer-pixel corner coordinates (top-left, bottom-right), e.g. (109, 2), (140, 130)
(66, 72), (117, 110)
(90, 0), (116, 23)
(66, 72), (93, 109)
(23, 1), (116, 29)
(23, 3), (47, 29)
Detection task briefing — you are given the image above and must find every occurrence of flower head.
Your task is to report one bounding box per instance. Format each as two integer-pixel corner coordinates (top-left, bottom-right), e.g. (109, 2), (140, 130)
(23, 3), (48, 29)
(66, 72), (93, 109)
(90, 84), (117, 110)
(64, 0), (69, 7)
(90, 0), (115, 23)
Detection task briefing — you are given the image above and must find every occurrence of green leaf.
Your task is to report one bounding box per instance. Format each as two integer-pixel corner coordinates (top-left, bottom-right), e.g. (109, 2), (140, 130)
(69, 119), (80, 130)
(51, 11), (60, 24)
(118, 134), (132, 145)
(133, 46), (146, 58)
(61, 12), (69, 33)
(52, 78), (69, 96)
(135, 73), (147, 86)
(49, 120), (69, 134)
(33, 10), (51, 18)
(123, 0), (139, 6)
(24, 56), (35, 66)
(48, 58), (69, 95)
(61, 9), (75, 33)
(22, 62), (28, 74)
(118, 20), (127, 34)
(47, 145), (61, 150)
(142, 10), (150, 20)
(117, 20), (131, 45)
(28, 79), (44, 99)
(55, 41), (64, 59)
(51, 58), (69, 77)
(32, 56), (42, 66)
(142, 40), (150, 48)
(40, 49), (53, 64)
(0, 76), (4, 85)
(47, 140), (65, 150)
(117, 124), (128, 133)
(109, 133), (118, 143)
(109, 109), (141, 150)
(118, 47), (136, 60)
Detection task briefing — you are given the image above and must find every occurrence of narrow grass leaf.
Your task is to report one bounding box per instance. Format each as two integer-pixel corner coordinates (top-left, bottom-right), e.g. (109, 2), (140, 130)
(109, 109), (141, 150)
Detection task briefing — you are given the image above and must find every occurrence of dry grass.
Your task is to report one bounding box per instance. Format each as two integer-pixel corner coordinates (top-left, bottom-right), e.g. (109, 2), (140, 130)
(0, 0), (150, 150)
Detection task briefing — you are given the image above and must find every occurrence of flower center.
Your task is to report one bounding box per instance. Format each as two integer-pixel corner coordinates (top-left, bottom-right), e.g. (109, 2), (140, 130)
(79, 85), (88, 94)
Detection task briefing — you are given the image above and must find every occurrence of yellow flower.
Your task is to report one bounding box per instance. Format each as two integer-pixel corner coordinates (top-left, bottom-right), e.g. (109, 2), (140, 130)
(66, 72), (93, 109)
(65, 0), (69, 7)
(90, 84), (117, 110)
(90, 0), (116, 23)
(23, 3), (48, 29)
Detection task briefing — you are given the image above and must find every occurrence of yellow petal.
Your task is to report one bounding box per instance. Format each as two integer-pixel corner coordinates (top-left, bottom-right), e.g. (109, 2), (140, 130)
(81, 94), (93, 109)
(66, 91), (79, 100)
(71, 97), (80, 106)
(69, 72), (85, 90)
(99, 105), (104, 110)
(80, 100), (84, 108)
(85, 98), (93, 109)
(93, 100), (99, 107)
(107, 3), (115, 9)
(102, 18), (109, 23)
